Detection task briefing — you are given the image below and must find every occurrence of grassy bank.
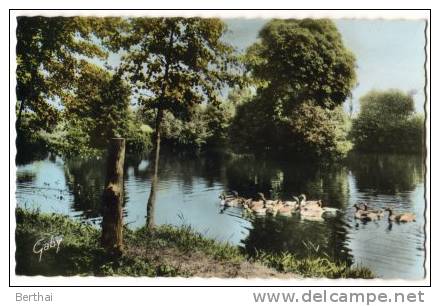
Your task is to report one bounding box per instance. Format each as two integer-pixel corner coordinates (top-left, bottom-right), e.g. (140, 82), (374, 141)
(15, 208), (374, 278)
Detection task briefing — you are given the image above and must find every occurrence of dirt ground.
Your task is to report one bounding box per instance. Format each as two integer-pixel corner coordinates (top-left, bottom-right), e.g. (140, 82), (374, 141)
(126, 245), (299, 279)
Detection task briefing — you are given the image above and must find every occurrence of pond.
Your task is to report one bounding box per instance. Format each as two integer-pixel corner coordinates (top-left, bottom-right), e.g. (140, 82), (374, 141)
(15, 151), (426, 279)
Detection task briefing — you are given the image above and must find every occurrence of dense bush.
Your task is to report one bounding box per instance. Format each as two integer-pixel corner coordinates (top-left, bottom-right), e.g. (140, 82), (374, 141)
(284, 102), (352, 156)
(230, 94), (352, 158)
(15, 112), (50, 164)
(139, 103), (234, 151)
(350, 90), (425, 153)
(125, 113), (153, 154)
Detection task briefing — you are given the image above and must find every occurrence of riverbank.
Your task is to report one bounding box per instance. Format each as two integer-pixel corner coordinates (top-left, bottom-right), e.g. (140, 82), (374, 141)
(15, 208), (373, 278)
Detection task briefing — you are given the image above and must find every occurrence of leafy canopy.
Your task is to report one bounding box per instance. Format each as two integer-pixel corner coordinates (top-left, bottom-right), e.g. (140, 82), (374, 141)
(247, 18), (357, 109)
(230, 94), (352, 157)
(42, 64), (132, 157)
(16, 16), (126, 130)
(350, 89), (424, 153)
(120, 17), (243, 116)
(230, 19), (357, 158)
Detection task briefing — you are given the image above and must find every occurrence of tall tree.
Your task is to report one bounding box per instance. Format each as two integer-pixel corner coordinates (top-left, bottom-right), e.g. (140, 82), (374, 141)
(120, 17), (241, 227)
(121, 17), (240, 146)
(350, 89), (424, 153)
(16, 16), (126, 131)
(247, 18), (356, 110)
(232, 19), (357, 158)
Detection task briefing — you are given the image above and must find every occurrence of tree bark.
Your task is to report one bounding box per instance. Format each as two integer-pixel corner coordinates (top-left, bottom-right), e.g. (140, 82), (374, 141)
(101, 137), (126, 256)
(16, 99), (26, 131)
(146, 108), (163, 229)
(146, 28), (174, 229)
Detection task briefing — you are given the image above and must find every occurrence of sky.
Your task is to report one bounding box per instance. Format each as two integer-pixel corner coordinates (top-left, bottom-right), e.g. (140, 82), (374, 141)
(222, 19), (427, 113)
(105, 18), (426, 114)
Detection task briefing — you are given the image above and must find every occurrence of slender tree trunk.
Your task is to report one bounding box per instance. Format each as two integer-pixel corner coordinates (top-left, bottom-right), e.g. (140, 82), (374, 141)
(146, 28), (174, 229)
(16, 99), (26, 131)
(101, 137), (126, 256)
(146, 108), (163, 229)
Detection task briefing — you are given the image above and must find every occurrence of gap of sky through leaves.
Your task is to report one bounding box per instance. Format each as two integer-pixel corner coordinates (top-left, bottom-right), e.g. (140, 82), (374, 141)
(103, 18), (426, 114)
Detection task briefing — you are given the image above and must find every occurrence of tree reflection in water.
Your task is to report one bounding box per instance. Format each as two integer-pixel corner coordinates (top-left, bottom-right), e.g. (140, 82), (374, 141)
(17, 148), (425, 277)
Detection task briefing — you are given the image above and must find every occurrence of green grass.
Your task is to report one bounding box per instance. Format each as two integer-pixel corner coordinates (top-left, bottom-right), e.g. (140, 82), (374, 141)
(15, 208), (175, 276)
(253, 251), (374, 279)
(130, 225), (245, 262)
(15, 208), (374, 278)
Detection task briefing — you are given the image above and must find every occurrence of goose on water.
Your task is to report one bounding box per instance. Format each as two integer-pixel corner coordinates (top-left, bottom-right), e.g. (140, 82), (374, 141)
(360, 202), (384, 218)
(353, 204), (380, 221)
(298, 194), (323, 209)
(385, 208), (416, 223)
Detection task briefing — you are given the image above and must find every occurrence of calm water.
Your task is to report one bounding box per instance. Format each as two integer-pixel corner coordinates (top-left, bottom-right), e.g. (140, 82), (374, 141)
(15, 151), (426, 279)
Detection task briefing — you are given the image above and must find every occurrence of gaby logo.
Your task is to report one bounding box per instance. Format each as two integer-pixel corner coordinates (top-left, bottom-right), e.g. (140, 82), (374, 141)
(33, 235), (63, 262)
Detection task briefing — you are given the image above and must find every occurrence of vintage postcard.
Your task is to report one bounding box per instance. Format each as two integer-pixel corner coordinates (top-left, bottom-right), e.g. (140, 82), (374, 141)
(11, 10), (430, 289)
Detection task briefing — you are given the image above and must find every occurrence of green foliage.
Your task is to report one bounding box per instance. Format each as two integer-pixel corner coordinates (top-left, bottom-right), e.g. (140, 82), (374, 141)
(16, 16), (141, 158)
(120, 17), (243, 154)
(41, 67), (132, 157)
(226, 85), (255, 106)
(66, 66), (130, 146)
(121, 17), (242, 113)
(229, 94), (274, 151)
(161, 109), (211, 149)
(284, 101), (353, 156)
(137, 102), (234, 151)
(125, 116), (153, 154)
(351, 90), (425, 153)
(254, 250), (374, 279)
(15, 112), (50, 163)
(18, 16), (424, 160)
(230, 95), (352, 158)
(40, 121), (101, 158)
(204, 103), (235, 147)
(247, 19), (356, 109)
(16, 16), (125, 131)
(230, 19), (357, 158)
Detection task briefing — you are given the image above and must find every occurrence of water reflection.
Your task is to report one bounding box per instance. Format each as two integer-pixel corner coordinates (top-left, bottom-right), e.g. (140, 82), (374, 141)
(242, 215), (352, 264)
(346, 153), (424, 194)
(63, 158), (105, 220)
(15, 150), (426, 279)
(146, 141), (161, 229)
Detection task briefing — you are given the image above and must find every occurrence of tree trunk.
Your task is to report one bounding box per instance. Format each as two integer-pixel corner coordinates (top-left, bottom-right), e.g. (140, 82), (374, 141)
(101, 137), (126, 256)
(146, 108), (163, 229)
(16, 99), (26, 131)
(146, 28), (174, 229)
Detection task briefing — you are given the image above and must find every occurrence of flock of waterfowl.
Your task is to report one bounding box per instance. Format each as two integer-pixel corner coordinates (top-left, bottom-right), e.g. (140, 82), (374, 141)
(219, 191), (416, 223)
(219, 192), (338, 221)
(353, 202), (416, 223)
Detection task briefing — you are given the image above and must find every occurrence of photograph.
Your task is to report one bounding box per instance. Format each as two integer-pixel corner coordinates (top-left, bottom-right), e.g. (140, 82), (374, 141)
(12, 10), (428, 283)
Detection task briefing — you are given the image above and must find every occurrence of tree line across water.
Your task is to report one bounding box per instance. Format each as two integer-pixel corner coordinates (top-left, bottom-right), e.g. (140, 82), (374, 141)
(15, 16), (426, 260)
(16, 17), (425, 161)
